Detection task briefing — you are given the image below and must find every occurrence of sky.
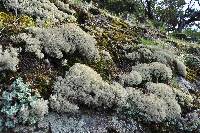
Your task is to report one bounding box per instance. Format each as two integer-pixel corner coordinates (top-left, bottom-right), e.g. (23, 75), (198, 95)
(185, 0), (200, 9)
(184, 0), (200, 30)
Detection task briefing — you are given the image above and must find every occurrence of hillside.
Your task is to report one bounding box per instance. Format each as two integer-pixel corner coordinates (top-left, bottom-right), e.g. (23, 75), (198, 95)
(0, 0), (200, 132)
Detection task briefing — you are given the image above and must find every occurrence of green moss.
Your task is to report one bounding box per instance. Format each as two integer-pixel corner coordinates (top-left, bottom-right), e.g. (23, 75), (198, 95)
(112, 18), (128, 28)
(140, 37), (158, 46)
(99, 37), (110, 48)
(20, 69), (55, 100)
(89, 55), (116, 81)
(186, 67), (198, 82)
(43, 19), (54, 28)
(0, 12), (35, 33)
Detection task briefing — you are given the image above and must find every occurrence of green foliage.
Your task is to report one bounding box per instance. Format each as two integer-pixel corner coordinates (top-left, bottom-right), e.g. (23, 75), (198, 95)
(92, 0), (199, 32)
(183, 28), (200, 42)
(156, 0), (186, 30)
(0, 78), (48, 130)
(140, 37), (158, 46)
(92, 59), (111, 81)
(94, 0), (144, 19)
(147, 20), (166, 32)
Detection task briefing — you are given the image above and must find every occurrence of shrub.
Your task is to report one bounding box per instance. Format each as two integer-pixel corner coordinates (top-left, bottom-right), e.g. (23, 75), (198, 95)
(0, 78), (48, 130)
(131, 62), (173, 83)
(0, 45), (19, 72)
(14, 24), (100, 61)
(50, 63), (127, 113)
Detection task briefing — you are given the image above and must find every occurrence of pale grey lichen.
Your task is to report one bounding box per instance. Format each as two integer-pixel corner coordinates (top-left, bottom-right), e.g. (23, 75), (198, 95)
(126, 45), (187, 77)
(51, 0), (76, 15)
(119, 71), (142, 86)
(124, 87), (168, 122)
(172, 87), (193, 107)
(0, 45), (19, 72)
(132, 62), (173, 83)
(101, 50), (112, 61)
(2, 0), (76, 22)
(126, 48), (153, 63)
(146, 83), (182, 120)
(49, 94), (79, 113)
(15, 24), (100, 61)
(175, 59), (187, 77)
(50, 63), (127, 113)
(122, 83), (181, 123)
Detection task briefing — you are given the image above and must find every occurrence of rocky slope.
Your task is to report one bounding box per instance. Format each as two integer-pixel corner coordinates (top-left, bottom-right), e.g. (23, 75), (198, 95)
(0, 0), (200, 132)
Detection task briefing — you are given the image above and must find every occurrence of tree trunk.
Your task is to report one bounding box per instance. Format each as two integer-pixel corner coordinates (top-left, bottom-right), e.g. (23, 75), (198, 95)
(146, 0), (154, 20)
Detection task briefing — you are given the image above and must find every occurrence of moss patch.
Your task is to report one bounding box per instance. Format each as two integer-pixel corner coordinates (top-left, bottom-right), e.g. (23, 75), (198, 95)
(0, 12), (35, 34)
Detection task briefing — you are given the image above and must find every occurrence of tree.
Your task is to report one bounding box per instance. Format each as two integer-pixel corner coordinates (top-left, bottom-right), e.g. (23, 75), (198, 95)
(92, 0), (200, 32)
(93, 0), (145, 19)
(177, 0), (200, 32)
(153, 0), (200, 32)
(140, 0), (158, 20)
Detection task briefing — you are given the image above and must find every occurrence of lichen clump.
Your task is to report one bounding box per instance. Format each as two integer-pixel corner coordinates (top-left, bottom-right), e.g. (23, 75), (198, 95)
(0, 45), (19, 72)
(119, 71), (142, 86)
(126, 45), (187, 77)
(15, 24), (100, 61)
(2, 0), (76, 23)
(131, 62), (173, 83)
(123, 83), (181, 122)
(50, 63), (127, 113)
(50, 63), (184, 124)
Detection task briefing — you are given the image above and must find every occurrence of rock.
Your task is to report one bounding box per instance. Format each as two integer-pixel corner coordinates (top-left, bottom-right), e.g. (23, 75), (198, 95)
(176, 77), (195, 91)
(36, 111), (143, 133)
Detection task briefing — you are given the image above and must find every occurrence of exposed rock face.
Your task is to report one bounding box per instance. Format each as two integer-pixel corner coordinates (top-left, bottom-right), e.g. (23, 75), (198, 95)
(15, 112), (144, 133)
(36, 113), (142, 133)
